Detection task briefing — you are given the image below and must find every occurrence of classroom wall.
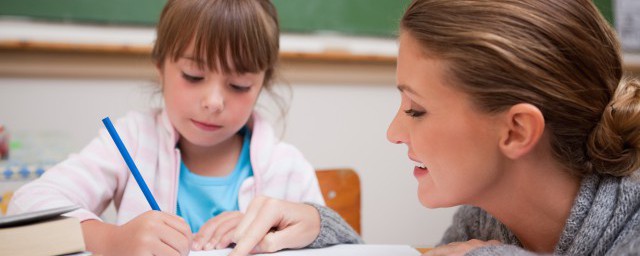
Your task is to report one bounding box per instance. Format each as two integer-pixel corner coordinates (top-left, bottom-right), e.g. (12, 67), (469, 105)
(1, 0), (639, 248)
(0, 78), (457, 248)
(0, 15), (465, 246)
(2, 12), (639, 247)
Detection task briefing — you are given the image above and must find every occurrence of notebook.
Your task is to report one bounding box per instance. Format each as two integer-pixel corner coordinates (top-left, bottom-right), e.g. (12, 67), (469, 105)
(189, 244), (421, 256)
(0, 205), (86, 255)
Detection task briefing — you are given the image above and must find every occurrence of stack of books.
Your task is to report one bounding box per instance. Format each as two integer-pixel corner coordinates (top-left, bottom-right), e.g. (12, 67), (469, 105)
(0, 205), (86, 255)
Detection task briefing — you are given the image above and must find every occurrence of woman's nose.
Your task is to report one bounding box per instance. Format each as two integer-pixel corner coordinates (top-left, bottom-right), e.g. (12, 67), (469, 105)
(387, 110), (407, 145)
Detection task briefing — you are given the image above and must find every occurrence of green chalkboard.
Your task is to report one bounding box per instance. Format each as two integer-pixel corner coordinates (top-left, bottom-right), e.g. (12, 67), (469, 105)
(0, 0), (613, 37)
(272, 0), (410, 37)
(0, 0), (165, 25)
(0, 0), (410, 38)
(593, 0), (614, 25)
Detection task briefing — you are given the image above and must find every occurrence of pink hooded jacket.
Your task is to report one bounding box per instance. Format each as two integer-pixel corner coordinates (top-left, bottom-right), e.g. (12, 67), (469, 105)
(8, 109), (325, 225)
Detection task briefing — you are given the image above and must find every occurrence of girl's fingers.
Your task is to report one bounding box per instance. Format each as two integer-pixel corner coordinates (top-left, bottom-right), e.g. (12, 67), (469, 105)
(210, 215), (242, 249)
(152, 235), (183, 256)
(193, 220), (217, 250)
(158, 221), (192, 256)
(213, 227), (237, 250)
(194, 211), (241, 250)
(161, 213), (193, 242)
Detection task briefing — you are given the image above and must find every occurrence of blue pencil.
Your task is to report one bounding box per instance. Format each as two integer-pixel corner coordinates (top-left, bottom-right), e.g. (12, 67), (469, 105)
(102, 117), (161, 211)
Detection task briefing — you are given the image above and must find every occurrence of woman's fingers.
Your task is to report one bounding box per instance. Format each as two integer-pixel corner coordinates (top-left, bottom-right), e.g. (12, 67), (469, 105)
(233, 196), (268, 241)
(231, 197), (286, 256)
(251, 220), (312, 253)
(253, 203), (322, 253)
(424, 239), (502, 256)
(230, 198), (321, 256)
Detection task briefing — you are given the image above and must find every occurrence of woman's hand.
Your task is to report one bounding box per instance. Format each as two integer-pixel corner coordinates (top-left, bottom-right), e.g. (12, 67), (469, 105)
(192, 211), (244, 250)
(229, 196), (321, 256)
(424, 239), (501, 256)
(83, 210), (192, 256)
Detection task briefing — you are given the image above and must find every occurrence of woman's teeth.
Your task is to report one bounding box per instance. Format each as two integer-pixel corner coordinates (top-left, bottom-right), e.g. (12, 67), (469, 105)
(412, 161), (426, 169)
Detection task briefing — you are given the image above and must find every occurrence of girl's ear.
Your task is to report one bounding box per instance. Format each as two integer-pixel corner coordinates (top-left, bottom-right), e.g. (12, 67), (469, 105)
(498, 103), (545, 159)
(155, 62), (164, 85)
(155, 61), (164, 74)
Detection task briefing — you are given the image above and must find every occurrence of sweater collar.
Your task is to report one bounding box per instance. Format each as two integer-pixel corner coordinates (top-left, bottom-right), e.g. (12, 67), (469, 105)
(555, 172), (640, 254)
(160, 108), (180, 146)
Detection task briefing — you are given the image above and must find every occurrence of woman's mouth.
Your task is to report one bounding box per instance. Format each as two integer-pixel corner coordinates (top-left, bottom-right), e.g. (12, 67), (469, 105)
(412, 160), (429, 178)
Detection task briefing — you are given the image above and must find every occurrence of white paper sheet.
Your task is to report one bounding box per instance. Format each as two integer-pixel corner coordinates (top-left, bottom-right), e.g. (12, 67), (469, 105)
(189, 244), (420, 256)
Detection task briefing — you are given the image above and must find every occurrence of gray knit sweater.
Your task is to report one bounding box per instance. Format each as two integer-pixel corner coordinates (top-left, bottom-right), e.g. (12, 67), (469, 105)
(306, 203), (364, 248)
(309, 172), (640, 255)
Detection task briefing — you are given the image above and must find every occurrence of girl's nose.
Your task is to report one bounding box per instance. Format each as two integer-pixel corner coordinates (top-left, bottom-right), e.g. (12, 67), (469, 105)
(202, 87), (224, 113)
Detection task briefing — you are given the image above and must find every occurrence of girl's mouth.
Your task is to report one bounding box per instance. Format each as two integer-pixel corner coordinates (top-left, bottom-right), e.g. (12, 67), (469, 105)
(192, 119), (222, 131)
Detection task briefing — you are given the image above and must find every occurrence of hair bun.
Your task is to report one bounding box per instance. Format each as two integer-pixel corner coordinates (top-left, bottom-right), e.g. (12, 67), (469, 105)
(587, 77), (640, 176)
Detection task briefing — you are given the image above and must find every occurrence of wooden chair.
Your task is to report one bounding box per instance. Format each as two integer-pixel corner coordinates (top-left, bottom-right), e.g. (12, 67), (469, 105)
(315, 168), (361, 234)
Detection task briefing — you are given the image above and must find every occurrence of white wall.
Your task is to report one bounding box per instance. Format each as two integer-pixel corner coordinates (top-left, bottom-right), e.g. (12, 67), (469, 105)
(0, 20), (457, 248)
(278, 83), (458, 246)
(0, 76), (457, 247)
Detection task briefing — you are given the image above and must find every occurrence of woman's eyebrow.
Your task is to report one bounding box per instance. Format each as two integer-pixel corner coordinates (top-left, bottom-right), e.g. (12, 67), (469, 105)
(397, 84), (418, 95)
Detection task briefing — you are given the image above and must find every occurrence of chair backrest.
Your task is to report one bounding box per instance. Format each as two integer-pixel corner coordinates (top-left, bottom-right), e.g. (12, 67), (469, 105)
(315, 168), (361, 234)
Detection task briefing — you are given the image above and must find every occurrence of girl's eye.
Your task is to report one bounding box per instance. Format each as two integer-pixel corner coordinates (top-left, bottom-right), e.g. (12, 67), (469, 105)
(404, 109), (426, 118)
(230, 84), (251, 92)
(182, 72), (204, 83)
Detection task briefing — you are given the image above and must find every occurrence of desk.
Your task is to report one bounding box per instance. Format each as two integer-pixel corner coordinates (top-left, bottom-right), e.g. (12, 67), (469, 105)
(95, 246), (429, 255)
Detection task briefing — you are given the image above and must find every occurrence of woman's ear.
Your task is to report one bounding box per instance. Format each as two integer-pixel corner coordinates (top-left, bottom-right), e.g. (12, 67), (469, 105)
(498, 103), (545, 159)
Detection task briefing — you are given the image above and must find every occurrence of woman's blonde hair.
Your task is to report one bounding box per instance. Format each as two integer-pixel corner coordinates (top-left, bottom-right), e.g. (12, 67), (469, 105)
(401, 0), (640, 177)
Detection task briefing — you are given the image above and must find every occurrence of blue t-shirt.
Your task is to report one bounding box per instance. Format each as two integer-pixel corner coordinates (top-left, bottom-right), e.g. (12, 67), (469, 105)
(176, 129), (253, 233)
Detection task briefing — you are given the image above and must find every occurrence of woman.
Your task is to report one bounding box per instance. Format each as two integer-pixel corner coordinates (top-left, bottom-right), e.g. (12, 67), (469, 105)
(228, 0), (640, 255)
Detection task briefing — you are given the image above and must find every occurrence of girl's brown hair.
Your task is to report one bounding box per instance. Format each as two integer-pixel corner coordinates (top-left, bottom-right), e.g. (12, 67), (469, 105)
(152, 0), (280, 88)
(401, 0), (640, 177)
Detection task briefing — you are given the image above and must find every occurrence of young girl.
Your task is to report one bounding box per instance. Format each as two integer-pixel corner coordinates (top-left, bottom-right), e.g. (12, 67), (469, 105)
(8, 0), (324, 255)
(225, 1), (640, 256)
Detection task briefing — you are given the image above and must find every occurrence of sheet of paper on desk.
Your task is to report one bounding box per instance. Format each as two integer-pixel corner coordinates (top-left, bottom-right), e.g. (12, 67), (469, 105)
(189, 244), (420, 256)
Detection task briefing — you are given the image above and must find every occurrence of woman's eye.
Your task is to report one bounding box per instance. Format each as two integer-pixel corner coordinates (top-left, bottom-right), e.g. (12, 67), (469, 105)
(230, 84), (251, 92)
(404, 109), (426, 118)
(182, 72), (204, 83)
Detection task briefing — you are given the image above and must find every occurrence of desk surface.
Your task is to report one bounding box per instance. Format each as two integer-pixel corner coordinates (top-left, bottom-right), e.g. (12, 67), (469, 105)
(87, 247), (431, 256)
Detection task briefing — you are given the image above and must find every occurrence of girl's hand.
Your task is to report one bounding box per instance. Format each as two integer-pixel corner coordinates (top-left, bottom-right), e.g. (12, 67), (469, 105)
(85, 210), (192, 256)
(424, 239), (501, 256)
(229, 196), (321, 256)
(192, 211), (244, 251)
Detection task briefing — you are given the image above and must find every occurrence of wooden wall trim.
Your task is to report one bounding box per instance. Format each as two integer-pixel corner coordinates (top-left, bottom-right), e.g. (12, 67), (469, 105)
(0, 40), (397, 64)
(0, 44), (397, 86)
